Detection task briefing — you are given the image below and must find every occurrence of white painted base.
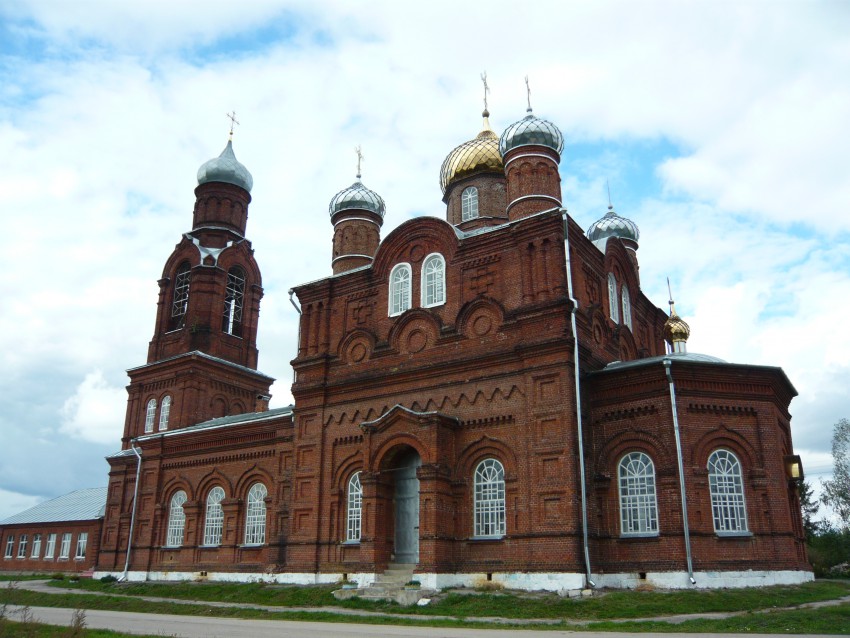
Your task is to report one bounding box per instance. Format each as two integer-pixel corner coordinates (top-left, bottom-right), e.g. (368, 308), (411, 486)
(93, 568), (813, 591)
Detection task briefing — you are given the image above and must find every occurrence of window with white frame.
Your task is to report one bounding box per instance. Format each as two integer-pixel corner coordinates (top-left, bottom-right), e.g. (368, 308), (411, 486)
(44, 533), (56, 559)
(473, 459), (506, 538)
(222, 266), (245, 336)
(621, 284), (632, 331)
(75, 532), (88, 560)
(159, 395), (171, 431)
(4, 536), (13, 558)
(170, 261), (191, 328)
(165, 490), (187, 547)
(618, 452), (659, 535)
(244, 483), (267, 545)
(144, 398), (157, 433)
(461, 186), (479, 221)
(59, 533), (71, 559)
(346, 472), (362, 542)
(389, 264), (412, 316)
(31, 533), (42, 558)
(421, 253), (446, 308)
(203, 486), (225, 546)
(17, 534), (27, 558)
(607, 273), (619, 323)
(708, 449), (748, 533)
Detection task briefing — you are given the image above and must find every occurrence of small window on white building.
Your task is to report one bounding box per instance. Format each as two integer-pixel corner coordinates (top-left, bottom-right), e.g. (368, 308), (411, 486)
(203, 486), (225, 546)
(59, 533), (71, 559)
(421, 253), (446, 308)
(165, 490), (187, 547)
(607, 273), (619, 323)
(244, 483), (267, 545)
(461, 186), (479, 221)
(44, 533), (56, 559)
(4, 536), (13, 558)
(389, 263), (412, 316)
(346, 472), (362, 543)
(144, 398), (157, 433)
(708, 450), (749, 534)
(473, 459), (506, 538)
(31, 533), (42, 558)
(621, 284), (632, 330)
(618, 452), (658, 536)
(159, 395), (171, 431)
(17, 534), (27, 558)
(75, 532), (88, 560)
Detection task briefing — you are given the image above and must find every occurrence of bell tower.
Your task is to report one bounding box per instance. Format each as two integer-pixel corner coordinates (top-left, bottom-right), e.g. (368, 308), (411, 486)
(121, 125), (273, 445)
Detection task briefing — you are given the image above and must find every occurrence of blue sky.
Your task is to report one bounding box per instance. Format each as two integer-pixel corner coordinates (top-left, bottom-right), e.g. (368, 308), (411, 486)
(1, 0), (848, 521)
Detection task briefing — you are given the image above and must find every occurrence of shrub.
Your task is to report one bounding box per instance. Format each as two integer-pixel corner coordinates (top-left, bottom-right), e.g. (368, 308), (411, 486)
(100, 574), (118, 584)
(51, 573), (65, 580)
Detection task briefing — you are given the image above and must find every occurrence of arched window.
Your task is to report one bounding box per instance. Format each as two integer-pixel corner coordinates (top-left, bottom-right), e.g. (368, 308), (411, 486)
(244, 483), (267, 545)
(461, 186), (479, 221)
(473, 459), (506, 538)
(618, 452), (658, 535)
(144, 399), (157, 434)
(165, 490), (187, 547)
(169, 262), (191, 330)
(708, 450), (748, 533)
(346, 472), (362, 542)
(158, 395), (171, 431)
(203, 486), (225, 546)
(222, 266), (245, 336)
(621, 284), (632, 330)
(389, 263), (412, 316)
(421, 253), (446, 308)
(608, 273), (619, 323)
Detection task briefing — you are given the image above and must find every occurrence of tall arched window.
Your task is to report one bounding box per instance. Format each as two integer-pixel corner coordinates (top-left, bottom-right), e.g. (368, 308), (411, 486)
(421, 253), (446, 308)
(165, 490), (187, 547)
(144, 399), (157, 434)
(169, 262), (191, 330)
(621, 284), (632, 330)
(389, 263), (412, 316)
(346, 472), (362, 542)
(461, 186), (479, 221)
(158, 395), (171, 431)
(203, 486), (225, 546)
(708, 450), (748, 533)
(222, 266), (245, 336)
(607, 273), (619, 323)
(244, 483), (267, 545)
(473, 459), (506, 538)
(618, 452), (658, 536)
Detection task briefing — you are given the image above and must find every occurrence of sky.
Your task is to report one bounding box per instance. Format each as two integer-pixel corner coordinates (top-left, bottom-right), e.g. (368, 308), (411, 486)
(1, 0), (848, 522)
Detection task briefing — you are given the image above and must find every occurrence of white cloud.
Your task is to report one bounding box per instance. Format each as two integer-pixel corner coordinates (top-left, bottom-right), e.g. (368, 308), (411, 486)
(60, 371), (126, 444)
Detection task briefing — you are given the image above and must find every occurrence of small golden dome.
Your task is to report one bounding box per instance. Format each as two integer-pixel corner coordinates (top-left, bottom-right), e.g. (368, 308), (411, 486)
(439, 111), (505, 194)
(663, 304), (691, 345)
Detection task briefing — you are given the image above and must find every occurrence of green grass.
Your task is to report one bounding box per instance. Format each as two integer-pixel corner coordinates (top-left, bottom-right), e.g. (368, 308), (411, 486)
(0, 618), (168, 638)
(0, 574), (59, 582)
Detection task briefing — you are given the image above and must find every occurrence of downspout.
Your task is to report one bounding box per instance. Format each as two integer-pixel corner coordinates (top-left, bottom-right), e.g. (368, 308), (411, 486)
(121, 442), (143, 582)
(663, 359), (696, 585)
(562, 209), (595, 588)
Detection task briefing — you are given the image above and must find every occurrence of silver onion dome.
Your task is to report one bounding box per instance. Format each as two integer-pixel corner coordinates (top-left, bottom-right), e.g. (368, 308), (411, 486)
(586, 205), (640, 243)
(197, 140), (254, 192)
(328, 179), (386, 218)
(499, 111), (564, 156)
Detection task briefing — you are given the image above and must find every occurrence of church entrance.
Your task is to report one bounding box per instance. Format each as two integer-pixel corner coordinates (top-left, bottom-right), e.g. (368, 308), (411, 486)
(392, 448), (421, 563)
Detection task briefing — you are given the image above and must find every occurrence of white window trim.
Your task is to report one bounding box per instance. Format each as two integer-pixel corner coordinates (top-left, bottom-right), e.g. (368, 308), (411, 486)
(159, 395), (171, 431)
(389, 263), (412, 317)
(618, 452), (659, 537)
(202, 486), (225, 547)
(17, 534), (27, 558)
(244, 483), (267, 546)
(44, 533), (56, 559)
(74, 532), (88, 560)
(346, 472), (362, 543)
(622, 284), (632, 331)
(608, 273), (619, 323)
(58, 533), (71, 559)
(144, 398), (157, 434)
(708, 449), (749, 534)
(473, 459), (506, 539)
(165, 491), (187, 547)
(461, 186), (479, 221)
(421, 253), (446, 308)
(31, 533), (42, 559)
(4, 536), (13, 558)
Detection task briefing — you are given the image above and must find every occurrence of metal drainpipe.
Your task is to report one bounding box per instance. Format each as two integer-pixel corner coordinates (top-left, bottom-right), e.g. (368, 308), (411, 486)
(121, 443), (143, 582)
(663, 359), (696, 585)
(562, 209), (595, 588)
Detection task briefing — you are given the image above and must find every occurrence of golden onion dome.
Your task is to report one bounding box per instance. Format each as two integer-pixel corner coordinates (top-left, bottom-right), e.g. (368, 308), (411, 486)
(663, 303), (691, 345)
(439, 110), (504, 194)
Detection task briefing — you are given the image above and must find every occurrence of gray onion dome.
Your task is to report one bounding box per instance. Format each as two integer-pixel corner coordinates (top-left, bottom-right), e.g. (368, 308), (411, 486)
(499, 111), (564, 157)
(586, 205), (640, 243)
(197, 140), (253, 192)
(328, 180), (386, 218)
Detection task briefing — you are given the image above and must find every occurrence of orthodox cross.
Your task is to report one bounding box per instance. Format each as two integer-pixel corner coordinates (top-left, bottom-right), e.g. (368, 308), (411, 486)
(525, 75), (532, 112)
(480, 71), (490, 112)
(226, 111), (240, 138)
(355, 145), (363, 179)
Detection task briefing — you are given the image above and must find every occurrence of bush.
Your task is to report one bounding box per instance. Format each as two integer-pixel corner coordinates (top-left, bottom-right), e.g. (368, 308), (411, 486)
(100, 574), (118, 584)
(50, 573), (65, 580)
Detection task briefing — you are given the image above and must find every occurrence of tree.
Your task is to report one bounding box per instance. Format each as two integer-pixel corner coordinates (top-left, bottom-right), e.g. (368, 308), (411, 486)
(799, 479), (821, 541)
(822, 418), (850, 530)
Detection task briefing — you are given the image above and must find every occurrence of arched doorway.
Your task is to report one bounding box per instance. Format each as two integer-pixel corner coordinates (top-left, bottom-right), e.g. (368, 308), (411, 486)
(391, 448), (421, 563)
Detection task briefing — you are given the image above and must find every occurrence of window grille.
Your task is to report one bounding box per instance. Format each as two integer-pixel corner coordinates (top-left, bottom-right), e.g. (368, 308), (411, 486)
(222, 267), (245, 336)
(75, 532), (88, 559)
(708, 450), (748, 533)
(31, 533), (42, 558)
(389, 264), (412, 316)
(170, 262), (191, 328)
(4, 536), (13, 558)
(59, 533), (71, 559)
(618, 452), (659, 535)
(17, 534), (27, 558)
(158, 396), (171, 431)
(203, 487), (225, 546)
(422, 254), (446, 307)
(474, 459), (506, 538)
(44, 534), (56, 559)
(346, 472), (362, 542)
(165, 490), (187, 547)
(244, 483), (267, 545)
(461, 186), (479, 221)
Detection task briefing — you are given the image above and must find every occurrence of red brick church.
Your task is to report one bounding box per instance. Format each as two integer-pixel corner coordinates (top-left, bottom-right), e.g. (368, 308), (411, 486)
(4, 99), (811, 590)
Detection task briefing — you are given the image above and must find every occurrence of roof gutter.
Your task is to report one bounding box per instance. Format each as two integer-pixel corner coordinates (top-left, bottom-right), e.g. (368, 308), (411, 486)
(120, 443), (142, 582)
